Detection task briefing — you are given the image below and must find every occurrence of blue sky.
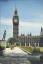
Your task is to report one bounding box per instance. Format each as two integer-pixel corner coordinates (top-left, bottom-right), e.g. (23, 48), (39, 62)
(0, 0), (43, 40)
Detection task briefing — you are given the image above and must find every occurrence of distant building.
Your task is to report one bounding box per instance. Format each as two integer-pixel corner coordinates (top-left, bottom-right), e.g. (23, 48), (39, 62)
(13, 9), (43, 47)
(40, 27), (43, 36)
(18, 34), (40, 46)
(40, 27), (43, 46)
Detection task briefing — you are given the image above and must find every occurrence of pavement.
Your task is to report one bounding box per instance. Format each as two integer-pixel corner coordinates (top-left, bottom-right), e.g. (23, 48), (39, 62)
(0, 47), (41, 64)
(1, 47), (31, 64)
(3, 47), (28, 56)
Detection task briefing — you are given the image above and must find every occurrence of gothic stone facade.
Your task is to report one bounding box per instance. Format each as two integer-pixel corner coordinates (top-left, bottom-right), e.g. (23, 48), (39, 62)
(13, 9), (43, 47)
(13, 9), (19, 40)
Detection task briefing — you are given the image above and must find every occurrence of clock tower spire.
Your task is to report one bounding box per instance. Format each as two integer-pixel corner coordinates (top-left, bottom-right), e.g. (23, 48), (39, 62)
(13, 8), (19, 39)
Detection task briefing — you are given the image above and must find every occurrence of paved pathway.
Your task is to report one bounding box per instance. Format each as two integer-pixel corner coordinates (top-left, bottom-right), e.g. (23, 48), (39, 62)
(3, 47), (28, 56)
(2, 47), (31, 64)
(0, 47), (41, 64)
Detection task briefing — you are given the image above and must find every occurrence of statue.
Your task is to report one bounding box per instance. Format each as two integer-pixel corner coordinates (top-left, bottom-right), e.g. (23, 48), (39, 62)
(2, 30), (6, 40)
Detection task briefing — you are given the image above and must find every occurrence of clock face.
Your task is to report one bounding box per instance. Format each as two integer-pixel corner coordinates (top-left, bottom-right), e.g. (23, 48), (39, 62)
(14, 19), (17, 23)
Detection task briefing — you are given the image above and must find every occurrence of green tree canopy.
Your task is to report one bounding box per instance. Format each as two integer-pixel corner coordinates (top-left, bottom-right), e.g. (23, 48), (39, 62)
(7, 37), (17, 45)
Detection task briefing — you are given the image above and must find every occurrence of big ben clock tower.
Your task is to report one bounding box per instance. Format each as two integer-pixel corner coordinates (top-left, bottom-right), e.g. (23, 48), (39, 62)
(13, 9), (19, 39)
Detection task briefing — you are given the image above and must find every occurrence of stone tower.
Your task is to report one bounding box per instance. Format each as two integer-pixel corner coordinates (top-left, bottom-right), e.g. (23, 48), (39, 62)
(13, 9), (19, 40)
(40, 27), (43, 46)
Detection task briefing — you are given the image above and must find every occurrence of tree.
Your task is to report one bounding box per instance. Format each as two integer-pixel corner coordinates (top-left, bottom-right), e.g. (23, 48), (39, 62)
(7, 37), (17, 45)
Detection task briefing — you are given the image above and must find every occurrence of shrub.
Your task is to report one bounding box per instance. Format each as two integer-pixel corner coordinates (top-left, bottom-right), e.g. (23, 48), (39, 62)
(28, 47), (33, 53)
(6, 45), (9, 48)
(0, 46), (5, 51)
(32, 47), (40, 53)
(0, 46), (5, 56)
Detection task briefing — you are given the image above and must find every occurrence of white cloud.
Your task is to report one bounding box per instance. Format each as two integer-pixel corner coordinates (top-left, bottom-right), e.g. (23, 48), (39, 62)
(0, 18), (12, 25)
(0, 18), (43, 27)
(19, 20), (43, 28)
(0, 18), (43, 40)
(19, 20), (43, 31)
(19, 20), (43, 35)
(0, 18), (13, 40)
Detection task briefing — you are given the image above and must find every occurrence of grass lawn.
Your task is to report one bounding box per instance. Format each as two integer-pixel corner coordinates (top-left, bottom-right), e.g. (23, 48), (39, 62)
(39, 47), (43, 52)
(35, 47), (43, 52)
(20, 46), (33, 53)
(20, 46), (43, 53)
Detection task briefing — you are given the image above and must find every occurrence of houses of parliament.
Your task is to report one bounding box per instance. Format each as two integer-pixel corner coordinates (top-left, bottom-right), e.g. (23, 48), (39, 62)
(13, 9), (43, 47)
